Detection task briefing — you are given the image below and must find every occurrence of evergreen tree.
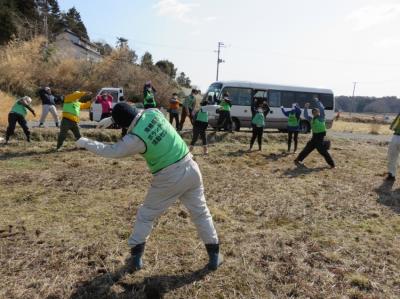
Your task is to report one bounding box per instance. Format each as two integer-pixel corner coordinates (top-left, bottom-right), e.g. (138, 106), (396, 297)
(155, 60), (177, 79)
(141, 51), (154, 69)
(62, 7), (89, 39)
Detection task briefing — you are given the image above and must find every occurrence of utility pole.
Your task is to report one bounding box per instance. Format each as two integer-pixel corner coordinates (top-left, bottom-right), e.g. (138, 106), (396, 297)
(216, 42), (225, 81)
(350, 81), (357, 117)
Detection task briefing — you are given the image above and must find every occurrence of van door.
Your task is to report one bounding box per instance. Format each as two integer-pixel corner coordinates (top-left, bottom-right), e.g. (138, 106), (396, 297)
(222, 87), (252, 128)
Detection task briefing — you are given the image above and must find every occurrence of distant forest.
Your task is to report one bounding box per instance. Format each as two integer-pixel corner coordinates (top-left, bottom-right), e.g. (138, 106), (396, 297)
(335, 96), (400, 114)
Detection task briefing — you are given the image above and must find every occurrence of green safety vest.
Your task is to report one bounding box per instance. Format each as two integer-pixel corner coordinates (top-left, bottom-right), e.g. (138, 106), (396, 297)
(131, 109), (189, 174)
(252, 112), (265, 128)
(196, 109), (208, 123)
(311, 118), (326, 133)
(220, 100), (231, 111)
(288, 113), (299, 127)
(144, 92), (156, 108)
(63, 101), (81, 116)
(11, 101), (27, 117)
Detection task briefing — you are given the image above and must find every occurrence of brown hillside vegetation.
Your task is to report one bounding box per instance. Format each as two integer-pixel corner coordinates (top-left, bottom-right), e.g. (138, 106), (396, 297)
(0, 38), (179, 105)
(0, 131), (399, 298)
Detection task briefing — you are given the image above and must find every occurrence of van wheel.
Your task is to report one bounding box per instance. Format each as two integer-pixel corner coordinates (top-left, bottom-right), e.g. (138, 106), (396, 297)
(300, 121), (310, 134)
(232, 118), (240, 132)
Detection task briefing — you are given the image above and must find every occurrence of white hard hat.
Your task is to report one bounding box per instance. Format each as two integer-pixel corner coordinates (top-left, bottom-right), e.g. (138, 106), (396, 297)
(22, 96), (32, 105)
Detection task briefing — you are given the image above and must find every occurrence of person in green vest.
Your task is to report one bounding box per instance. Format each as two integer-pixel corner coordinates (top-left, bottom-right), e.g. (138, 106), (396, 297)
(294, 98), (335, 168)
(216, 92), (233, 132)
(76, 103), (222, 271)
(179, 89), (197, 131)
(4, 96), (36, 144)
(281, 103), (302, 153)
(249, 100), (269, 151)
(386, 112), (400, 180)
(189, 100), (209, 155)
(143, 81), (157, 109)
(56, 91), (92, 150)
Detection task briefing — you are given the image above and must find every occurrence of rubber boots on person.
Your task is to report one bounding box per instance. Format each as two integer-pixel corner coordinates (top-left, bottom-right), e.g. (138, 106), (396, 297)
(130, 243), (145, 271)
(205, 244), (223, 271)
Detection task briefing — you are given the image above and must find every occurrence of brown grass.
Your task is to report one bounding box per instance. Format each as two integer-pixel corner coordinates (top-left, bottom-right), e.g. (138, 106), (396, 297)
(0, 91), (15, 126)
(0, 38), (180, 106)
(332, 120), (392, 135)
(0, 129), (400, 298)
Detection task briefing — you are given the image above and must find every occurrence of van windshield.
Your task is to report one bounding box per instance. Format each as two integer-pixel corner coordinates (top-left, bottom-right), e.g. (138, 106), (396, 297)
(203, 83), (222, 104)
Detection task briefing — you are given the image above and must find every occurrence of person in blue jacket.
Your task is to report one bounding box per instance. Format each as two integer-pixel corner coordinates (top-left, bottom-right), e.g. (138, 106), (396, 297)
(281, 103), (301, 153)
(294, 97), (335, 168)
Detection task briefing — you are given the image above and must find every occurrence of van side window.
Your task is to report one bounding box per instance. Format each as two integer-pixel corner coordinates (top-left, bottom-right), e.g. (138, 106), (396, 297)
(268, 90), (281, 107)
(319, 93), (334, 110)
(223, 87), (252, 106)
(281, 91), (295, 107)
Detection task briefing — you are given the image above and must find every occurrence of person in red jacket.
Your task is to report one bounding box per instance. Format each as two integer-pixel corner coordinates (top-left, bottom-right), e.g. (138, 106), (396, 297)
(96, 91), (113, 120)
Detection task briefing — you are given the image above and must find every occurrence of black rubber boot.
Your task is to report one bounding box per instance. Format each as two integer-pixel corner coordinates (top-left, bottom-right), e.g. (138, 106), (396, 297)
(205, 244), (223, 271)
(130, 243), (145, 271)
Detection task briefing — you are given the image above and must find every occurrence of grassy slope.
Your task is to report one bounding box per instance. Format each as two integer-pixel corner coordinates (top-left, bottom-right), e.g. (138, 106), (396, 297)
(0, 130), (399, 299)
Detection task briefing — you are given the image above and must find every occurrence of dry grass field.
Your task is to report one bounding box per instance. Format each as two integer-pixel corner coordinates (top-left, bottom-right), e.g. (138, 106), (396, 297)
(331, 120), (392, 135)
(0, 128), (400, 299)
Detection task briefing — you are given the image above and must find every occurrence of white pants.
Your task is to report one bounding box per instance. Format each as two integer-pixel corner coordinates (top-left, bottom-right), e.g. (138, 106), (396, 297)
(128, 156), (219, 247)
(388, 135), (400, 176)
(40, 105), (59, 124)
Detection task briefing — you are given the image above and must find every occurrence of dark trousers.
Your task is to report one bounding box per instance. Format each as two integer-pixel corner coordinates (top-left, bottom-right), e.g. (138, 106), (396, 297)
(169, 112), (179, 129)
(6, 112), (30, 141)
(101, 112), (112, 120)
(296, 132), (335, 167)
(179, 109), (193, 130)
(250, 125), (263, 150)
(288, 131), (299, 152)
(216, 110), (232, 132)
(191, 121), (208, 146)
(57, 118), (81, 149)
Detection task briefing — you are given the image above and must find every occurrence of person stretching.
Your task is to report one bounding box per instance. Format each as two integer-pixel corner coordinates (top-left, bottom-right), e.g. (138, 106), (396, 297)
(76, 103), (223, 271)
(5, 96), (36, 144)
(386, 113), (400, 180)
(281, 103), (301, 153)
(190, 100), (209, 155)
(249, 100), (268, 151)
(294, 98), (335, 168)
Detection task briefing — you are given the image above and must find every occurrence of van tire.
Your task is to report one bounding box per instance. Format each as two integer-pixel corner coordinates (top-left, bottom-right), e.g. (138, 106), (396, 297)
(300, 120), (310, 134)
(232, 118), (240, 132)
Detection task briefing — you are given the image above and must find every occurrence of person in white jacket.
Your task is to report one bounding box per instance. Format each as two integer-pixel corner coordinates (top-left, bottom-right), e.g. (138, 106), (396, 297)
(76, 102), (223, 271)
(387, 113), (400, 181)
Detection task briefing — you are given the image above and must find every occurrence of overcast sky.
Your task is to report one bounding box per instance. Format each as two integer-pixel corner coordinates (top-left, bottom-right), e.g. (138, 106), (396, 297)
(59, 0), (400, 97)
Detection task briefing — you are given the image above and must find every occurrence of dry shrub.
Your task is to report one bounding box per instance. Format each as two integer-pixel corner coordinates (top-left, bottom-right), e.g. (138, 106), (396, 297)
(0, 37), (180, 106)
(0, 91), (15, 126)
(369, 123), (381, 135)
(0, 37), (47, 96)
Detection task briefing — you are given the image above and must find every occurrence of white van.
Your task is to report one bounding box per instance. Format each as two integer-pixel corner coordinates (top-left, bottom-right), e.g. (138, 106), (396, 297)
(203, 81), (335, 133)
(90, 87), (124, 122)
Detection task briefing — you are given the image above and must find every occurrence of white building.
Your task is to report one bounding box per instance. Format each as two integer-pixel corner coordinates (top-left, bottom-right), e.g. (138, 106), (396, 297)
(54, 29), (102, 62)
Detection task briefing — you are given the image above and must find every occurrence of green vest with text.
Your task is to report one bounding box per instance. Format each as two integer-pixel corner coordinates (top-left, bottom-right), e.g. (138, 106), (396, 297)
(252, 112), (265, 128)
(220, 100), (231, 111)
(63, 101), (80, 116)
(311, 118), (326, 133)
(11, 101), (27, 117)
(196, 109), (208, 123)
(132, 109), (189, 173)
(288, 112), (299, 127)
